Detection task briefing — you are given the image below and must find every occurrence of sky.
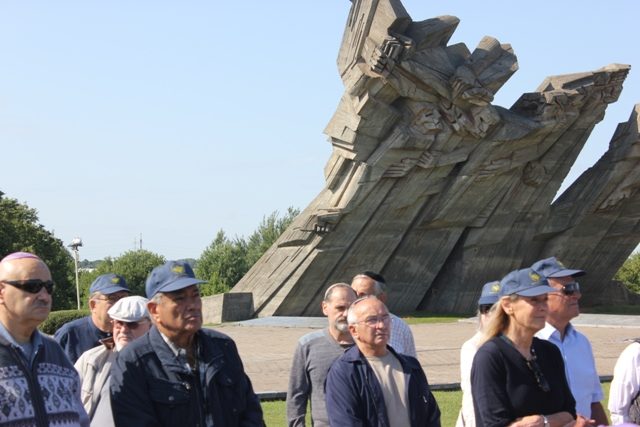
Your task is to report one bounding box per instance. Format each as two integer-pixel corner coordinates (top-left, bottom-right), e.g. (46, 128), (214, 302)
(1, 1), (639, 261)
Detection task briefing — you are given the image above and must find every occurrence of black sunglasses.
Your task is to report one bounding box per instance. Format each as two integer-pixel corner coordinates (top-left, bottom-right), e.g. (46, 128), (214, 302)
(526, 350), (551, 393)
(560, 282), (580, 296)
(478, 304), (493, 315)
(1, 279), (54, 294)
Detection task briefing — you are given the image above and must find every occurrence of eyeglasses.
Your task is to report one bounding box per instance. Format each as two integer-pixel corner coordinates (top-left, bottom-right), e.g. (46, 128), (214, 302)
(94, 295), (125, 304)
(113, 319), (147, 330)
(357, 314), (391, 327)
(478, 304), (493, 315)
(560, 282), (580, 296)
(526, 351), (551, 393)
(1, 279), (54, 294)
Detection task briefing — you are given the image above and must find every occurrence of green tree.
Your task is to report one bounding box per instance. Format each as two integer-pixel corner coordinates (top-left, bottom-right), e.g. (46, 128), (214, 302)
(196, 231), (247, 296)
(0, 192), (76, 310)
(615, 252), (640, 293)
(246, 207), (300, 266)
(77, 250), (165, 306)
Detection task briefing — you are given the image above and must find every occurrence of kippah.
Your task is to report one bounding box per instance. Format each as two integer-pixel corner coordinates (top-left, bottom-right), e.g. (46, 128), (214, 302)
(1, 252), (41, 263)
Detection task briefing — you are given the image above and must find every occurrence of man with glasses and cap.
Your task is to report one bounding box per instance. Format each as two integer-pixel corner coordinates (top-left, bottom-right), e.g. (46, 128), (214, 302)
(75, 295), (151, 425)
(55, 273), (130, 363)
(456, 280), (500, 427)
(532, 257), (608, 426)
(325, 296), (441, 427)
(110, 260), (263, 427)
(0, 252), (89, 426)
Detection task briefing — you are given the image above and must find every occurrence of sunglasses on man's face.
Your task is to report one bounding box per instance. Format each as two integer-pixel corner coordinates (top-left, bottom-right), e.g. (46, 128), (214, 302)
(1, 279), (54, 295)
(559, 282), (580, 296)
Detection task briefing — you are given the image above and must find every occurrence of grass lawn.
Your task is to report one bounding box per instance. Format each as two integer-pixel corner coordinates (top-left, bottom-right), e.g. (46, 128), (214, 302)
(262, 382), (614, 426)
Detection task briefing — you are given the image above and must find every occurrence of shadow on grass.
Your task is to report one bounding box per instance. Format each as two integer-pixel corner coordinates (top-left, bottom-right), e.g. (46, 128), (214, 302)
(581, 304), (640, 315)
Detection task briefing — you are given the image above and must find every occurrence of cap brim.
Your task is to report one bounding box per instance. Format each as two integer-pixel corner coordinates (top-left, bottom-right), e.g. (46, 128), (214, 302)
(478, 296), (499, 305)
(516, 285), (556, 297)
(156, 277), (206, 294)
(547, 268), (585, 278)
(99, 285), (131, 295)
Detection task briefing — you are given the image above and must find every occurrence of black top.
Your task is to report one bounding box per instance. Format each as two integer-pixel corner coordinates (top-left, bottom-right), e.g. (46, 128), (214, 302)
(471, 336), (576, 426)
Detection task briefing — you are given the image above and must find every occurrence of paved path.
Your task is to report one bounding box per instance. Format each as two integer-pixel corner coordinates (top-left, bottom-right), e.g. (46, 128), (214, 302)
(214, 314), (640, 394)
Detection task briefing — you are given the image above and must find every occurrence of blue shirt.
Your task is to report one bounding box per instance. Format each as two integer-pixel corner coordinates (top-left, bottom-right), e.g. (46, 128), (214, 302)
(54, 316), (111, 363)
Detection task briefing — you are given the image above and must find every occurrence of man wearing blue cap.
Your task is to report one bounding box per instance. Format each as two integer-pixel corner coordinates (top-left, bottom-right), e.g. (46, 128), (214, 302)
(531, 257), (608, 426)
(456, 280), (500, 427)
(55, 273), (130, 363)
(110, 260), (263, 426)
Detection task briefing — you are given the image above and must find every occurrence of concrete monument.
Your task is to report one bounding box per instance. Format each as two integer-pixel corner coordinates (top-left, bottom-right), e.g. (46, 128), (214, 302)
(232, 0), (639, 315)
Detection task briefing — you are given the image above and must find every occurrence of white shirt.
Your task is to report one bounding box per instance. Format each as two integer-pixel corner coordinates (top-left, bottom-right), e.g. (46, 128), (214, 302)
(536, 322), (604, 417)
(456, 331), (483, 427)
(390, 313), (417, 358)
(609, 341), (640, 424)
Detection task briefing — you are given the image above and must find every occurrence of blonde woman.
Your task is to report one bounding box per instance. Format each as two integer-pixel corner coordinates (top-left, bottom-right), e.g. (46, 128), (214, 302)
(471, 268), (588, 427)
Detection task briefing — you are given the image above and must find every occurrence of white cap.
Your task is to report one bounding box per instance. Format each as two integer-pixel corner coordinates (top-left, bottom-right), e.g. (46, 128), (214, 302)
(108, 295), (149, 322)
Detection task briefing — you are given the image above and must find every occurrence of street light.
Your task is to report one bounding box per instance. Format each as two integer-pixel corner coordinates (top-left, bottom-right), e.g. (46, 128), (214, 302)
(68, 237), (83, 310)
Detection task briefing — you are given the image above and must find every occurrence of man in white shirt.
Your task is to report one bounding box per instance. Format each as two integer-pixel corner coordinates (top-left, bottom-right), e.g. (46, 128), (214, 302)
(609, 340), (640, 424)
(351, 271), (417, 357)
(532, 256), (608, 426)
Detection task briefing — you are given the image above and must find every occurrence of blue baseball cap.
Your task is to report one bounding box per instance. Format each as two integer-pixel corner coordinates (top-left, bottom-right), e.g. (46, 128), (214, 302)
(531, 256), (585, 278)
(89, 273), (130, 295)
(478, 281), (501, 305)
(145, 260), (205, 298)
(499, 268), (555, 297)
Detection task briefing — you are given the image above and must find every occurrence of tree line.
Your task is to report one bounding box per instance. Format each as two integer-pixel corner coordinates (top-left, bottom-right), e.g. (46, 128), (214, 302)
(2, 190), (640, 310)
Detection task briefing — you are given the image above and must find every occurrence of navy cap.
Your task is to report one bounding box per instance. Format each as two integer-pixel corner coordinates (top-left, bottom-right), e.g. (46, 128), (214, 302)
(531, 256), (585, 278)
(89, 273), (130, 295)
(478, 281), (501, 305)
(499, 268), (555, 297)
(145, 260), (205, 298)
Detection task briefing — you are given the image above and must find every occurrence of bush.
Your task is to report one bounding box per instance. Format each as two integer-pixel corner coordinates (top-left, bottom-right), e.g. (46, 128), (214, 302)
(40, 309), (90, 335)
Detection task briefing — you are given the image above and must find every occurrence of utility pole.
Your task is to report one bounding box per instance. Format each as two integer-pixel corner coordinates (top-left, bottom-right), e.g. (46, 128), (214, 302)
(67, 237), (83, 310)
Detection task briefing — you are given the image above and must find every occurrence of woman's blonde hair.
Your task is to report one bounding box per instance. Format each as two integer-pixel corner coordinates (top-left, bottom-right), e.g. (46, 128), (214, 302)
(479, 295), (519, 345)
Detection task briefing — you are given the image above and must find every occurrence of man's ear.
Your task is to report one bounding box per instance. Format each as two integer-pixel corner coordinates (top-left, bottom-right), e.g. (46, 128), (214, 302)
(321, 301), (329, 316)
(0, 284), (6, 304)
(349, 324), (357, 339)
(88, 298), (97, 311)
(147, 300), (160, 321)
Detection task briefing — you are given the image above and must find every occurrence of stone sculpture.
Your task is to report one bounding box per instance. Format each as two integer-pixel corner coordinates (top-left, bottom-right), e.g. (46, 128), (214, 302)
(232, 0), (639, 315)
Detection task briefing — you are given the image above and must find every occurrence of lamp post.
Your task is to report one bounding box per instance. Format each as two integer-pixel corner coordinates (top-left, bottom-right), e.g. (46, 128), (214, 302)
(68, 237), (83, 310)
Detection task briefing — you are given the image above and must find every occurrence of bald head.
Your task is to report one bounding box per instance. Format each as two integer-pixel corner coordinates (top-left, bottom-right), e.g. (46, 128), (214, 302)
(0, 252), (51, 283)
(351, 274), (387, 304)
(347, 296), (390, 357)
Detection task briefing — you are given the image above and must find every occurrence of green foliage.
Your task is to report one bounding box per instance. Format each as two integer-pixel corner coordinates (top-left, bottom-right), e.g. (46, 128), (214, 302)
(197, 208), (299, 297)
(77, 250), (165, 306)
(39, 309), (90, 335)
(615, 252), (640, 293)
(0, 192), (76, 310)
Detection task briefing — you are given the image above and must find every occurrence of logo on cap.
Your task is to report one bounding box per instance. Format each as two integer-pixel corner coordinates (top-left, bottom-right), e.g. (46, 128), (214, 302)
(171, 265), (186, 275)
(491, 282), (500, 293)
(529, 271), (541, 282)
(111, 277), (121, 284)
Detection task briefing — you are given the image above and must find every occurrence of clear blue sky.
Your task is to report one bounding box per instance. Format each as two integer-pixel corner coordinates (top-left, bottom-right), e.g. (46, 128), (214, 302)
(1, 1), (638, 261)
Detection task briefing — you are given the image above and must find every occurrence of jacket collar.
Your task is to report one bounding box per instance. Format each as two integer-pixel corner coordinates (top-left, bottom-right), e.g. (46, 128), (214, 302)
(342, 343), (420, 371)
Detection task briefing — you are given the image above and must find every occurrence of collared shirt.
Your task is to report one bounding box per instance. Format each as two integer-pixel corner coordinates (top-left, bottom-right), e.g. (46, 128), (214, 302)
(536, 322), (604, 417)
(609, 341), (640, 424)
(390, 313), (417, 358)
(0, 320), (42, 366)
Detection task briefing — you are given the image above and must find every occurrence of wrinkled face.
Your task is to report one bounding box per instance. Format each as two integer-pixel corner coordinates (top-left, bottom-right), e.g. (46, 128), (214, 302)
(90, 291), (129, 333)
(546, 276), (580, 323)
(112, 318), (151, 351)
(322, 287), (356, 334)
(150, 285), (202, 340)
(349, 298), (390, 352)
(0, 258), (52, 326)
(504, 294), (549, 333)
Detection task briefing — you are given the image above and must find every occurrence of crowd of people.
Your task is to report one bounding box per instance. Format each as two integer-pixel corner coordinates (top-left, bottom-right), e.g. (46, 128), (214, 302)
(0, 250), (638, 426)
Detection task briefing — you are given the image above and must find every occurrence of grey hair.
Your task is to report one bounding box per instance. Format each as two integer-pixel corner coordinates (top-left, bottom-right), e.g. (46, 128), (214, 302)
(150, 293), (163, 304)
(323, 283), (355, 302)
(346, 295), (379, 325)
(351, 274), (386, 296)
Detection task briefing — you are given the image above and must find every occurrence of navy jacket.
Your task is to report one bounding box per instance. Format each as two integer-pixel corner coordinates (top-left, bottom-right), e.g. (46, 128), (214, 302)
(325, 345), (440, 427)
(54, 316), (110, 363)
(110, 326), (264, 427)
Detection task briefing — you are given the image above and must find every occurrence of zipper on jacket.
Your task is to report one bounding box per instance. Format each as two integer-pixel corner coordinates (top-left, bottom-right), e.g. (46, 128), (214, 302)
(13, 346), (48, 427)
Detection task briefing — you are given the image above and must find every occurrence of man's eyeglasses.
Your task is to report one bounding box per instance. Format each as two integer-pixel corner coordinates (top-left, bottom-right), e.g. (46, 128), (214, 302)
(113, 319), (147, 330)
(559, 282), (580, 296)
(94, 295), (125, 304)
(358, 314), (391, 327)
(478, 304), (493, 315)
(1, 279), (54, 295)
(526, 352), (551, 392)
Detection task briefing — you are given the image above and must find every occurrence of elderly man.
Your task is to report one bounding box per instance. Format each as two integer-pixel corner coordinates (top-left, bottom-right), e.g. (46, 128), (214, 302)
(55, 273), (130, 363)
(110, 260), (263, 426)
(0, 252), (88, 426)
(287, 283), (356, 426)
(532, 257), (608, 426)
(75, 295), (151, 424)
(351, 271), (417, 357)
(325, 296), (440, 427)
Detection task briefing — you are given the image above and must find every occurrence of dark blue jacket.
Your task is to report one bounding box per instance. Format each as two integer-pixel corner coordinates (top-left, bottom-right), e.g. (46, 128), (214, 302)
(110, 326), (264, 427)
(325, 345), (440, 427)
(54, 316), (110, 363)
